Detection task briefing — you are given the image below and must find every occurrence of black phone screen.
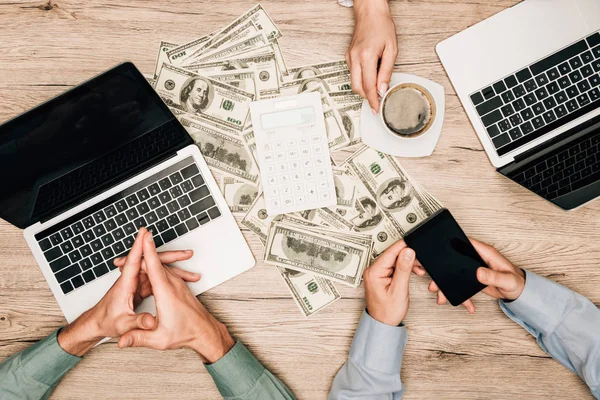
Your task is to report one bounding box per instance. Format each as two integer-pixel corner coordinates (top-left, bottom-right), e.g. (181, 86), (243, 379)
(404, 208), (487, 306)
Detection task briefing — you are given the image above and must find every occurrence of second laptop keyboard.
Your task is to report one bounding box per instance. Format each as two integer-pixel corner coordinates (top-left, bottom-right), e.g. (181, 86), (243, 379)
(471, 32), (600, 157)
(35, 156), (221, 295)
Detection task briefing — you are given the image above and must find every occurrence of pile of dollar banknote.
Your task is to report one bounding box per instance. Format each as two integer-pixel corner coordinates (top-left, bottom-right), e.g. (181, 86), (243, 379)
(146, 4), (442, 317)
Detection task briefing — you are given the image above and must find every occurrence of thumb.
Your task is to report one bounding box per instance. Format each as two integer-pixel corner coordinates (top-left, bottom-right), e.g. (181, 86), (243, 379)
(120, 312), (156, 336)
(477, 267), (515, 290)
(118, 327), (160, 349)
(391, 247), (415, 294)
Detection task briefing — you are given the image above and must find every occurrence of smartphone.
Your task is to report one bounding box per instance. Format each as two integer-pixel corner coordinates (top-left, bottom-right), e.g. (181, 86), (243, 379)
(403, 208), (487, 306)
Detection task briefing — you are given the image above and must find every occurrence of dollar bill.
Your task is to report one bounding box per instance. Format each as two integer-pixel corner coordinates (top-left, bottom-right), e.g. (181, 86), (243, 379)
(194, 33), (270, 64)
(154, 41), (179, 79)
(185, 51), (280, 97)
(329, 91), (362, 106)
(196, 20), (261, 59)
(345, 146), (438, 236)
(285, 60), (348, 81)
(210, 4), (282, 46)
(277, 267), (341, 317)
(219, 177), (259, 214)
(264, 222), (371, 287)
(332, 166), (357, 208)
(178, 116), (260, 184)
(241, 192), (276, 244)
(206, 69), (259, 98)
(166, 30), (217, 65)
(155, 64), (254, 132)
(282, 70), (352, 94)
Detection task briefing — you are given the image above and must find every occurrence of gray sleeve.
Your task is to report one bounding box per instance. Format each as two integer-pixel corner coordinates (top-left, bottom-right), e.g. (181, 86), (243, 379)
(0, 329), (81, 400)
(329, 310), (407, 400)
(500, 270), (600, 398)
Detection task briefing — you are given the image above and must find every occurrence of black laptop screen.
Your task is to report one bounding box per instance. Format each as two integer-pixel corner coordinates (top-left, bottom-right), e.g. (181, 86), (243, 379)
(0, 62), (178, 228)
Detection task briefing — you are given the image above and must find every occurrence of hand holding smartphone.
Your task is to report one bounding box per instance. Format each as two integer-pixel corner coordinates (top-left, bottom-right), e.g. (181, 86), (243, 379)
(404, 208), (487, 306)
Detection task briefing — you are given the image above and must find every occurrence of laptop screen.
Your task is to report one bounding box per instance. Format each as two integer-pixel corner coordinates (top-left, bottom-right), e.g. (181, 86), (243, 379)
(0, 62), (181, 228)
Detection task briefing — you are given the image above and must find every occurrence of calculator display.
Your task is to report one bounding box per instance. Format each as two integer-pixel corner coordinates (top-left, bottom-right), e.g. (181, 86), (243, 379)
(260, 106), (315, 130)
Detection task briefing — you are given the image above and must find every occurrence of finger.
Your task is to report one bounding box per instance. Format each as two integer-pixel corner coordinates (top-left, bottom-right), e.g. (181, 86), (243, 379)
(361, 54), (380, 112)
(469, 238), (496, 266)
(120, 312), (156, 334)
(350, 61), (365, 97)
(168, 267), (201, 282)
(376, 44), (397, 97)
(120, 228), (146, 282)
(391, 247), (415, 294)
(428, 280), (439, 292)
(369, 240), (407, 275)
(114, 250), (194, 267)
(476, 267), (517, 291)
(412, 264), (426, 277)
(118, 329), (162, 349)
(437, 290), (447, 305)
(142, 231), (171, 290)
(462, 299), (476, 314)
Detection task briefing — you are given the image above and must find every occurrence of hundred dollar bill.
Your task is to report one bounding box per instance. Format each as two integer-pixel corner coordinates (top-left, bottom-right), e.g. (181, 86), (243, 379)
(285, 60), (348, 82)
(332, 166), (357, 208)
(206, 69), (259, 98)
(345, 146), (438, 236)
(329, 91), (362, 106)
(282, 70), (352, 94)
(210, 4), (282, 46)
(154, 41), (178, 79)
(277, 267), (341, 317)
(194, 33), (270, 64)
(185, 51), (280, 97)
(264, 222), (371, 287)
(155, 64), (254, 132)
(241, 192), (276, 244)
(219, 177), (259, 214)
(178, 116), (260, 184)
(328, 91), (363, 146)
(166, 30), (217, 65)
(195, 20), (261, 59)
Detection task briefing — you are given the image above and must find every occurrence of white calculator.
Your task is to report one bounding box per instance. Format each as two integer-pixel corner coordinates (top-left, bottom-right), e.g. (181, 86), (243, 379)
(249, 92), (336, 215)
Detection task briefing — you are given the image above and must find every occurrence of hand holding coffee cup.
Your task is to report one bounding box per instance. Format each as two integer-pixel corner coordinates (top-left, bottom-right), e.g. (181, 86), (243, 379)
(379, 83), (436, 138)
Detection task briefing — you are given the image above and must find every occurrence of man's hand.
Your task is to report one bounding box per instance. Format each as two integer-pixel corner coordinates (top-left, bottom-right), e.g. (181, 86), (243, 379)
(347, 0), (397, 113)
(57, 228), (199, 357)
(416, 238), (526, 312)
(118, 231), (235, 364)
(363, 240), (415, 326)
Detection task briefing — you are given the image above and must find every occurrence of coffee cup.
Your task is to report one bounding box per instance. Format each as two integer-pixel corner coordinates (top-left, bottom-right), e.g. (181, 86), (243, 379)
(378, 83), (436, 138)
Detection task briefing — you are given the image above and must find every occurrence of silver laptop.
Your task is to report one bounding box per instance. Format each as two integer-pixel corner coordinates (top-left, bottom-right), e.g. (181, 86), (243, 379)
(437, 0), (600, 210)
(0, 62), (254, 322)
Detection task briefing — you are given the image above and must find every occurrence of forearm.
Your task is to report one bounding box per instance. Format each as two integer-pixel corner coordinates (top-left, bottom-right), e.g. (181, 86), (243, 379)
(329, 311), (407, 400)
(204, 340), (295, 400)
(0, 329), (81, 400)
(500, 270), (600, 396)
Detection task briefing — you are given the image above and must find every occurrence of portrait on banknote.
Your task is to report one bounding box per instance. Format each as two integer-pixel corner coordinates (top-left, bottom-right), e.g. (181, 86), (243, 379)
(376, 177), (414, 211)
(180, 77), (213, 113)
(282, 235), (352, 273)
(350, 197), (383, 231)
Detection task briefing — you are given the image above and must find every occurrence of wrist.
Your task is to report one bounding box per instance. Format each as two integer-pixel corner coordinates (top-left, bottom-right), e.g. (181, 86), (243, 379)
(57, 310), (104, 357)
(366, 308), (403, 327)
(354, 0), (389, 16)
(189, 321), (235, 364)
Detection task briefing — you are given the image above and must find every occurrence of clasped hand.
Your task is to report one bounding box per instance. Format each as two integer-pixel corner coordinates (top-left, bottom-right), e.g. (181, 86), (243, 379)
(58, 227), (234, 363)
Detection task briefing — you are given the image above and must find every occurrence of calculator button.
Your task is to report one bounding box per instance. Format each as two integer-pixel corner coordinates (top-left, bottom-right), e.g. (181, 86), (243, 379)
(295, 196), (306, 206)
(263, 143), (272, 151)
(311, 135), (320, 143)
(294, 184), (305, 194)
(278, 163), (288, 172)
(300, 147), (310, 156)
(288, 149), (299, 158)
(268, 176), (278, 185)
(318, 180), (329, 190)
(283, 198), (293, 207)
(314, 156), (326, 166)
(287, 139), (297, 148)
(275, 141), (285, 149)
(300, 137), (309, 146)
(312, 145), (323, 154)
(267, 164), (276, 174)
(275, 151), (286, 161)
(304, 170), (315, 180)
(282, 186), (291, 196)
(320, 192), (331, 201)
(290, 161), (300, 170)
(316, 168), (327, 178)
(292, 172), (302, 181)
(264, 153), (274, 163)
(280, 174), (290, 184)
(269, 188), (279, 196)
(271, 199), (281, 208)
(302, 159), (313, 169)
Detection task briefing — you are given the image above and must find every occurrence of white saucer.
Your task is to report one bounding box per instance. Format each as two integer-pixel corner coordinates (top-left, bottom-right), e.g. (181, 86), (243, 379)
(361, 73), (445, 157)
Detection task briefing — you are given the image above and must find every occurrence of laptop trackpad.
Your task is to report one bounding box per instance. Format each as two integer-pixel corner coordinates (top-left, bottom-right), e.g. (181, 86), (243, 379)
(575, 0), (600, 31)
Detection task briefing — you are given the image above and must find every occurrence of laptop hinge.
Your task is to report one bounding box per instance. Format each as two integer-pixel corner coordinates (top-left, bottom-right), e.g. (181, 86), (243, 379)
(39, 150), (179, 224)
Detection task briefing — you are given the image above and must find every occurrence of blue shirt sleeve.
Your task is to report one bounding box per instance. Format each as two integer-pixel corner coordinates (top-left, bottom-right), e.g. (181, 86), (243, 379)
(0, 329), (81, 400)
(329, 310), (407, 400)
(500, 270), (600, 398)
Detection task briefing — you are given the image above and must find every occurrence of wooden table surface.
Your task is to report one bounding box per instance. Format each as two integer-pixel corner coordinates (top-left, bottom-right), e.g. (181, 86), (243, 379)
(1, 1), (598, 399)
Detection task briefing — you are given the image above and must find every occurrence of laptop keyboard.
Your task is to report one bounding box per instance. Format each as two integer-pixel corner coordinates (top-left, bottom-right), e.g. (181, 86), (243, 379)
(509, 129), (600, 200)
(471, 32), (600, 157)
(34, 156), (221, 295)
